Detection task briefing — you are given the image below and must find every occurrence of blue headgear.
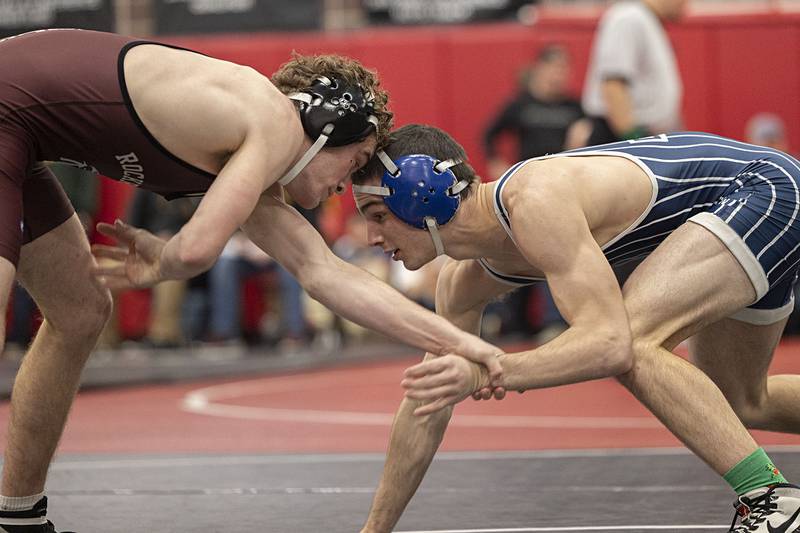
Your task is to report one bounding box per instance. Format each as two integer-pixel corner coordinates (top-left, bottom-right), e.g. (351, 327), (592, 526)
(353, 151), (469, 256)
(280, 76), (379, 186)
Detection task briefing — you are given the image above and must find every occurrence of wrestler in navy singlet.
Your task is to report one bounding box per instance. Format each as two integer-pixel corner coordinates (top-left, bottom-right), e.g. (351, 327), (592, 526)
(482, 132), (800, 323)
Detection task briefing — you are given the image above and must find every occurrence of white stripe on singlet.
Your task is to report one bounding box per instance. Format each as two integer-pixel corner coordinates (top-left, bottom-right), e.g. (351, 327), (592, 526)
(639, 134), (800, 279)
(604, 229), (674, 262)
(722, 178), (747, 223)
(616, 202), (716, 237)
(741, 171), (778, 244)
(750, 160), (799, 260)
(653, 174), (731, 183)
(652, 182), (733, 206)
(656, 137), (800, 257)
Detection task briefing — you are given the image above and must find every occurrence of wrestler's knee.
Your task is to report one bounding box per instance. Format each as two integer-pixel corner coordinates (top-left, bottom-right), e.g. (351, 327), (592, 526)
(718, 389), (768, 430)
(733, 403), (766, 430)
(46, 284), (112, 341)
(615, 337), (662, 391)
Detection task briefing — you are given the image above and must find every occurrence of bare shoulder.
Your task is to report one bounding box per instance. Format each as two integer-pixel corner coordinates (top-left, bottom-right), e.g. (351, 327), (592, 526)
(225, 67), (300, 134)
(500, 158), (594, 270)
(125, 46), (302, 158)
(216, 66), (304, 168)
(500, 158), (577, 214)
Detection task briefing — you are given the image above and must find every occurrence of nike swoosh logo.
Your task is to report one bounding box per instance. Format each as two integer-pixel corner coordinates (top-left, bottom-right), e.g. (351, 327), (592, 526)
(769, 505), (800, 533)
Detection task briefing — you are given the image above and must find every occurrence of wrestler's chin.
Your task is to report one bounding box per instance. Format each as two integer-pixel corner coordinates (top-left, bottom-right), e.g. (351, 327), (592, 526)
(292, 192), (320, 210)
(400, 256), (424, 271)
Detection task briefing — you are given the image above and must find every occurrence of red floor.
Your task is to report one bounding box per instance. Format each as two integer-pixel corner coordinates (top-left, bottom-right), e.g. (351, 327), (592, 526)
(1, 340), (799, 454)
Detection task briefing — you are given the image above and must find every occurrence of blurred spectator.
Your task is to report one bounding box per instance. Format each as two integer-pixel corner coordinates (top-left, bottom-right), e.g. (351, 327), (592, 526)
(5, 284), (36, 355)
(582, 0), (685, 145)
(746, 113), (789, 152)
(483, 44), (584, 339)
(50, 162), (98, 233)
(127, 190), (198, 348)
(202, 198), (314, 350)
(273, 202), (316, 350)
(207, 232), (274, 345)
(483, 44), (584, 180)
(389, 256), (443, 312)
(305, 214), (391, 350)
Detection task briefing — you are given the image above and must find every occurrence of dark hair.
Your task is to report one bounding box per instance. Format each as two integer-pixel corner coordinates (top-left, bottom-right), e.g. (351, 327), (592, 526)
(354, 124), (480, 199)
(272, 52), (393, 148)
(535, 43), (569, 64)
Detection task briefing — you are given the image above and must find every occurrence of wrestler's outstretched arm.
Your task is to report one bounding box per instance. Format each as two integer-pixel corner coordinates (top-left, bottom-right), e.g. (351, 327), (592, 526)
(402, 169), (634, 413)
(92, 90), (300, 287)
(361, 259), (511, 533)
(241, 193), (504, 375)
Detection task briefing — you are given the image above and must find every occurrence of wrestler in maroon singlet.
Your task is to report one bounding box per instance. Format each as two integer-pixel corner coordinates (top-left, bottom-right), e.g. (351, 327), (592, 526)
(0, 28), (216, 265)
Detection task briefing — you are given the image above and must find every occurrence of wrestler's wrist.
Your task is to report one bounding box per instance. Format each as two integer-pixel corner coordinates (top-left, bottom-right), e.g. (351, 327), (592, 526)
(471, 362), (491, 392)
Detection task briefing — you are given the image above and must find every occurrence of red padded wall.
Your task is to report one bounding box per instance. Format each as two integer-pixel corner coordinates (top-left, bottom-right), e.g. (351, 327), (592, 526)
(159, 13), (800, 178)
(711, 19), (800, 149)
(102, 13), (800, 334)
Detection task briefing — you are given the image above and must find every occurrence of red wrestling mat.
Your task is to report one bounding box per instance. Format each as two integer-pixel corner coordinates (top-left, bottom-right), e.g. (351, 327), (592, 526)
(1, 340), (798, 454)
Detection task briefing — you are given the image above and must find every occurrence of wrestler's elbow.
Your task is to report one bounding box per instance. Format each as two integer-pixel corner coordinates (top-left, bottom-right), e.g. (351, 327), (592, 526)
(177, 245), (217, 275)
(176, 234), (222, 275)
(295, 251), (340, 299)
(596, 325), (633, 376)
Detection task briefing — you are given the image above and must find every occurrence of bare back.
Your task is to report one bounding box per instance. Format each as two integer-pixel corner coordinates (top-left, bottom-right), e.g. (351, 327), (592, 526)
(479, 153), (653, 280)
(124, 44), (296, 176)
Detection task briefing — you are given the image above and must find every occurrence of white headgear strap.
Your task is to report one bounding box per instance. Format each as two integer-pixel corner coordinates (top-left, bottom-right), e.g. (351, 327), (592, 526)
(424, 216), (446, 256)
(278, 123), (335, 186)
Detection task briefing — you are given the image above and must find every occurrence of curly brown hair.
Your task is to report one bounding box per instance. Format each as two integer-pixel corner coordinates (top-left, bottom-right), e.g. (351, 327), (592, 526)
(272, 52), (393, 148)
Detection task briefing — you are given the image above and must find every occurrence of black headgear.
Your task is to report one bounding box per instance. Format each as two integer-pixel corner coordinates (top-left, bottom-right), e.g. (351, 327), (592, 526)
(295, 76), (377, 146)
(279, 76), (379, 186)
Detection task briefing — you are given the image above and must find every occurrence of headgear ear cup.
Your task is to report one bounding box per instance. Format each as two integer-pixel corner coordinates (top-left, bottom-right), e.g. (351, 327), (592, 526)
(279, 76), (379, 186)
(297, 76), (378, 146)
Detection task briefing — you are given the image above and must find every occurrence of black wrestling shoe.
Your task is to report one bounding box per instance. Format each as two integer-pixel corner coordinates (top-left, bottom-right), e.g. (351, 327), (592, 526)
(0, 497), (74, 533)
(729, 484), (800, 532)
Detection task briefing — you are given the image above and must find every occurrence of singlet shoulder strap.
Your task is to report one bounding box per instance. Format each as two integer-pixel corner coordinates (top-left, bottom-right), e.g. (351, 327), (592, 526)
(476, 258), (543, 286)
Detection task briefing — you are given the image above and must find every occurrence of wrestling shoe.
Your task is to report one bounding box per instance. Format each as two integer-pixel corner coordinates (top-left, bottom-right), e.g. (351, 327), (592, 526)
(0, 497), (74, 533)
(729, 483), (800, 532)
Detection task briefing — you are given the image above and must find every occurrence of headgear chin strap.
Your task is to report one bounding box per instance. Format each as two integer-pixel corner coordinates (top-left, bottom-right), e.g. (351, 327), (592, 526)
(280, 76), (379, 186)
(353, 152), (469, 257)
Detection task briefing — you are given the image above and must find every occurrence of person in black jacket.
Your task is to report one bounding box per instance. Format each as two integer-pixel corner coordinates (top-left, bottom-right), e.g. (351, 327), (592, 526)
(483, 44), (584, 339)
(483, 44), (584, 181)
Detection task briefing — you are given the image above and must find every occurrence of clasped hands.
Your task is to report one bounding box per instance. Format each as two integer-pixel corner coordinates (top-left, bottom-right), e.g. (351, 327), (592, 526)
(401, 353), (511, 416)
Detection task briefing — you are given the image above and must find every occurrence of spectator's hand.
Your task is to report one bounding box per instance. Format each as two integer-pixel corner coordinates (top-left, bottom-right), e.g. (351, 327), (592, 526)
(402, 354), (490, 416)
(92, 219), (166, 289)
(564, 118), (593, 150)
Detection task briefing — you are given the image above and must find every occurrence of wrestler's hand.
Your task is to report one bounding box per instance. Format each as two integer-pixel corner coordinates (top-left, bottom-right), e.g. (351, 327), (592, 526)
(402, 354), (493, 416)
(91, 219), (166, 289)
(445, 338), (504, 389)
(471, 385), (507, 402)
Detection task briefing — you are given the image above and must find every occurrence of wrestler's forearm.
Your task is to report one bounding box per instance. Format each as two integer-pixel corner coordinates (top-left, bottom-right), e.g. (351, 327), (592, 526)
(363, 398), (451, 533)
(303, 258), (497, 358)
(499, 325), (632, 391)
